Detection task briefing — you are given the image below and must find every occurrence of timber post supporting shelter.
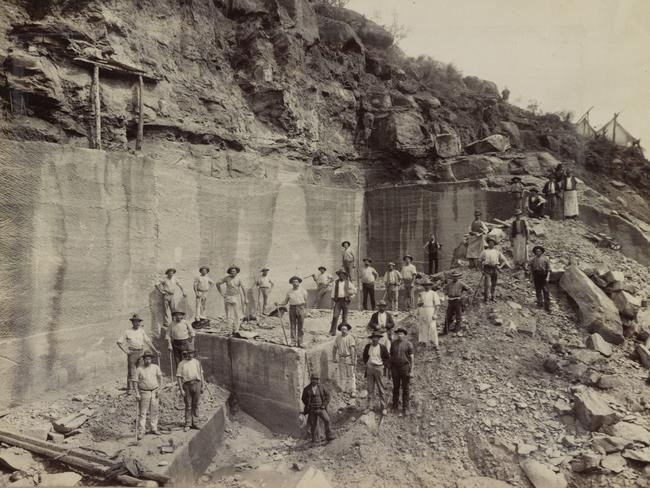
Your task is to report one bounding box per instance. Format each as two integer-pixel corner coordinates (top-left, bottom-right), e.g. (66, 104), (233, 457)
(136, 74), (144, 151)
(93, 65), (101, 150)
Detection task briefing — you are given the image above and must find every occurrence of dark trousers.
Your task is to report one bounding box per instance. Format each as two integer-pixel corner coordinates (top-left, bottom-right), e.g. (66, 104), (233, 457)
(533, 272), (550, 310)
(182, 379), (201, 426)
(172, 338), (192, 367)
(362, 283), (375, 310)
(307, 408), (333, 442)
(289, 304), (305, 346)
(529, 205), (545, 219)
(330, 298), (349, 335)
(483, 266), (498, 300)
(390, 363), (410, 410)
(127, 349), (143, 391)
(445, 299), (462, 332)
(428, 252), (439, 275)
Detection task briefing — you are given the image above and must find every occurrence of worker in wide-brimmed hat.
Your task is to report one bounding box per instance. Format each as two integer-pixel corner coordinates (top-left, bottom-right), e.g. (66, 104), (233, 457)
(194, 266), (215, 322)
(301, 373), (335, 446)
(176, 345), (205, 432)
(166, 310), (195, 367)
(417, 281), (441, 349)
(467, 211), (489, 269)
(479, 236), (508, 303)
(341, 241), (355, 279)
(561, 168), (579, 220)
(329, 269), (357, 336)
(134, 350), (163, 439)
(529, 245), (551, 312)
(543, 171), (560, 220)
(255, 267), (274, 315)
(389, 327), (414, 416)
(362, 330), (389, 414)
(217, 265), (246, 334)
(311, 266), (333, 309)
(117, 313), (159, 394)
(156, 268), (187, 327)
(443, 270), (471, 334)
(333, 323), (357, 397)
(383, 262), (402, 312)
(401, 255), (417, 311)
(510, 208), (529, 269)
(423, 232), (442, 275)
(368, 299), (395, 339)
(276, 276), (309, 347)
(510, 176), (525, 213)
(527, 187), (546, 219)
(360, 258), (379, 311)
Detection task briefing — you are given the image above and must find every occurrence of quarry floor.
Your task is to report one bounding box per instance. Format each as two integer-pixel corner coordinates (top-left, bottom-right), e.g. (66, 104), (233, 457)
(2, 219), (650, 488)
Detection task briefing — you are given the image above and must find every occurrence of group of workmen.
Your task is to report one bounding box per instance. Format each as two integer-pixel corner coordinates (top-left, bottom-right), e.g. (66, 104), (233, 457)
(116, 163), (572, 442)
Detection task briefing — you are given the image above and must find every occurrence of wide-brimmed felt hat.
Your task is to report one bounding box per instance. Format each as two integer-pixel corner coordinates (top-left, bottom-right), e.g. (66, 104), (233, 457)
(510, 176), (522, 182)
(368, 330), (384, 339)
(227, 265), (240, 274)
(403, 255), (413, 261)
(172, 310), (186, 316)
(486, 236), (497, 244)
(165, 268), (176, 275)
(310, 373), (320, 379)
(335, 269), (348, 276)
(529, 187), (539, 192)
(142, 351), (156, 359)
(261, 267), (270, 272)
(363, 258), (372, 263)
(377, 300), (387, 306)
(289, 275), (302, 283)
(474, 210), (482, 216)
(341, 241), (351, 247)
(318, 266), (327, 271)
(387, 262), (395, 267)
(199, 266), (210, 273)
(532, 245), (545, 254)
(394, 327), (408, 335)
(337, 322), (351, 331)
(513, 209), (523, 215)
(450, 270), (463, 277)
(129, 313), (143, 322)
(421, 280), (434, 287)
(277, 305), (288, 314)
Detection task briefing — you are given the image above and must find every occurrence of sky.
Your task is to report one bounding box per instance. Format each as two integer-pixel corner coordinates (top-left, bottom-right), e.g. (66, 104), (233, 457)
(347, 0), (650, 146)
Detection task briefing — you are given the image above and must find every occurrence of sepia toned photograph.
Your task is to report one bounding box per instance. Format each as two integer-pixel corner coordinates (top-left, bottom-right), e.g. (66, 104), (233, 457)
(0, 0), (649, 486)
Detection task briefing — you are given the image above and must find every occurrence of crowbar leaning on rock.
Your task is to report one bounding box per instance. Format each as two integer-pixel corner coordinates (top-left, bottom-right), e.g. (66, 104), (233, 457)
(277, 307), (290, 346)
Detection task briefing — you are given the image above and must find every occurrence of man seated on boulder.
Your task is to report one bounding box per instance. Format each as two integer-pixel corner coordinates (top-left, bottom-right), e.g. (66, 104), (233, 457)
(527, 188), (546, 219)
(301, 373), (336, 446)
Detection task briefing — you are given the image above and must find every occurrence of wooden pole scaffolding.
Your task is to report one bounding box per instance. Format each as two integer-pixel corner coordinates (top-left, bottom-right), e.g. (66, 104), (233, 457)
(93, 65), (102, 150)
(136, 74), (144, 151)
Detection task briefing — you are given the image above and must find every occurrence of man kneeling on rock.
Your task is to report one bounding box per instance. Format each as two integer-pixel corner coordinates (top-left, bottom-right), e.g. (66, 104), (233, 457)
(176, 346), (205, 432)
(135, 351), (163, 439)
(301, 373), (336, 446)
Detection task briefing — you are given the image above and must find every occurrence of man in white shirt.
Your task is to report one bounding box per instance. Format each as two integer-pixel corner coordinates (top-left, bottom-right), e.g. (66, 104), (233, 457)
(362, 330), (389, 414)
(176, 347), (205, 431)
(134, 351), (163, 439)
(333, 323), (357, 397)
(479, 237), (508, 303)
(311, 266), (333, 309)
(156, 268), (187, 326)
(360, 258), (379, 310)
(166, 310), (196, 367)
(341, 241), (355, 279)
(401, 255), (417, 311)
(194, 266), (215, 322)
(329, 269), (357, 336)
(255, 267), (274, 315)
(217, 265), (247, 333)
(276, 276), (309, 347)
(117, 314), (159, 393)
(383, 262), (402, 312)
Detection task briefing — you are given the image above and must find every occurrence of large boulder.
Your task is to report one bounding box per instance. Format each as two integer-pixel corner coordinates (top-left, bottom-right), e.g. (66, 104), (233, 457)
(636, 344), (650, 369)
(317, 16), (364, 51)
(434, 132), (462, 158)
(4, 50), (65, 106)
(585, 333), (613, 357)
(498, 121), (521, 148)
(603, 422), (650, 445)
(413, 92), (442, 111)
(559, 265), (624, 344)
(463, 76), (499, 97)
(520, 460), (567, 488)
(465, 134), (511, 154)
(572, 386), (618, 431)
(276, 0), (320, 46)
(611, 290), (641, 319)
(445, 155), (509, 181)
(314, 4), (393, 49)
(369, 111), (428, 157)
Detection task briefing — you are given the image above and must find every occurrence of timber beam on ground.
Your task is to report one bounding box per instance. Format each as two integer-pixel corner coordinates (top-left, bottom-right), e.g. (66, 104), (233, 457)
(0, 429), (170, 486)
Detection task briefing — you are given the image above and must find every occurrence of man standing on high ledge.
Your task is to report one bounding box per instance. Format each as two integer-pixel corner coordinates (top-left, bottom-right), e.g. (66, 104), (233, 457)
(330, 269), (356, 336)
(341, 241), (355, 279)
(156, 268), (187, 326)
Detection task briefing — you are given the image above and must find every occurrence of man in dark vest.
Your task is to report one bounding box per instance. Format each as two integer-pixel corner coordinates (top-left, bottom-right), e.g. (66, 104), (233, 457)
(529, 245), (551, 312)
(301, 373), (336, 446)
(329, 269), (357, 335)
(423, 233), (442, 275)
(389, 328), (415, 417)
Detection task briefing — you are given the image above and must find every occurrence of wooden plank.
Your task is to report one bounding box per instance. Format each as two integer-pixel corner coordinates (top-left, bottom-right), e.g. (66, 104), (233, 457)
(93, 65), (102, 150)
(136, 75), (144, 151)
(73, 57), (160, 82)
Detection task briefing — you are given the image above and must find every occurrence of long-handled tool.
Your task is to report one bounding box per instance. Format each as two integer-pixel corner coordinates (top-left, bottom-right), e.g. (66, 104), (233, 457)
(277, 307), (290, 346)
(168, 349), (175, 384)
(134, 397), (140, 444)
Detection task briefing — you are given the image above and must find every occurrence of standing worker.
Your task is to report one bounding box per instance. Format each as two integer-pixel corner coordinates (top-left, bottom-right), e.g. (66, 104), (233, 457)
(401, 255), (417, 311)
(510, 209), (529, 268)
(255, 267), (274, 315)
(562, 168), (579, 220)
(510, 176), (525, 213)
(312, 266), (333, 309)
(341, 241), (355, 279)
(389, 328), (414, 417)
(301, 373), (336, 446)
(467, 211), (488, 268)
(417, 281), (440, 349)
(479, 237), (508, 303)
(329, 269), (356, 336)
(217, 265), (247, 334)
(117, 314), (159, 394)
(176, 347), (205, 432)
(360, 258), (379, 310)
(368, 300), (395, 337)
(423, 233), (441, 275)
(194, 266), (215, 322)
(156, 268), (187, 327)
(333, 323), (357, 397)
(383, 262), (402, 312)
(276, 276), (309, 347)
(166, 310), (195, 367)
(134, 351), (163, 439)
(543, 172), (560, 220)
(529, 245), (551, 312)
(443, 270), (470, 334)
(362, 330), (389, 415)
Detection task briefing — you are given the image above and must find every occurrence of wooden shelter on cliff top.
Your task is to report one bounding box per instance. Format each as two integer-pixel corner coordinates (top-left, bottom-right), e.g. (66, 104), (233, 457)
(575, 109), (639, 147)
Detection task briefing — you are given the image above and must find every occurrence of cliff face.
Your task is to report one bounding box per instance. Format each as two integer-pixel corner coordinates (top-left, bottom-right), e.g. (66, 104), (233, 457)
(0, 0), (581, 182)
